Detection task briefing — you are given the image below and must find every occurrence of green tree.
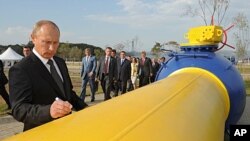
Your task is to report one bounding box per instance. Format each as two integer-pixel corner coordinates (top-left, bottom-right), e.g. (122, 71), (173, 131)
(57, 43), (70, 59)
(69, 46), (82, 61)
(151, 42), (162, 58)
(0, 42), (104, 61)
(164, 41), (180, 52)
(94, 48), (104, 60)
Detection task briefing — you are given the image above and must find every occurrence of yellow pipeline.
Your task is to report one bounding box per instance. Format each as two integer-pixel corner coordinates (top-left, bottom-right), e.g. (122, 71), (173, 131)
(4, 68), (229, 141)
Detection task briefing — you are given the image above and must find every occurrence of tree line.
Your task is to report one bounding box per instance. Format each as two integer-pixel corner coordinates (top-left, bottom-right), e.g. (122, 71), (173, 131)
(0, 42), (104, 61)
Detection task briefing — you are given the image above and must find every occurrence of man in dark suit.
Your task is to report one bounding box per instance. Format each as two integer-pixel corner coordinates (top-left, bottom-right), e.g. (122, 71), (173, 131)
(23, 45), (32, 57)
(151, 58), (160, 83)
(80, 48), (97, 102)
(137, 51), (153, 87)
(159, 57), (166, 66)
(111, 49), (119, 96)
(96, 47), (116, 100)
(115, 51), (131, 95)
(9, 20), (87, 131)
(0, 60), (11, 109)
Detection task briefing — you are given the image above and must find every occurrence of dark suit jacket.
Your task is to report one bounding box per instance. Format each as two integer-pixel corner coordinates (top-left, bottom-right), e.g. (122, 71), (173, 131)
(0, 60), (8, 86)
(137, 57), (153, 77)
(116, 58), (131, 82)
(152, 62), (160, 75)
(96, 56), (116, 81)
(9, 53), (87, 131)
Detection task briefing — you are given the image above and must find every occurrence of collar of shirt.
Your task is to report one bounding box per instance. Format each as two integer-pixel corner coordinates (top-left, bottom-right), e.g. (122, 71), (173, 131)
(33, 48), (63, 81)
(86, 55), (90, 61)
(105, 56), (110, 61)
(33, 48), (56, 65)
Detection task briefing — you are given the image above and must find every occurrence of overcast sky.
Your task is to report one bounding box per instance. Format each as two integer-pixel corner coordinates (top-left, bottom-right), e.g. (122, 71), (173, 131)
(0, 0), (249, 51)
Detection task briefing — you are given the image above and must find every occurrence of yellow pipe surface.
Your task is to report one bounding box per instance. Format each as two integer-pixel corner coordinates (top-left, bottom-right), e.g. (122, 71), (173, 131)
(4, 68), (229, 141)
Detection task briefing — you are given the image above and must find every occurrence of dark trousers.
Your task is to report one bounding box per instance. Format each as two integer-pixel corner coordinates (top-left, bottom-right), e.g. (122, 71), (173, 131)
(127, 79), (134, 92)
(115, 80), (127, 95)
(101, 74), (112, 100)
(80, 76), (95, 102)
(139, 75), (150, 87)
(0, 85), (11, 108)
(150, 75), (156, 83)
(112, 81), (119, 97)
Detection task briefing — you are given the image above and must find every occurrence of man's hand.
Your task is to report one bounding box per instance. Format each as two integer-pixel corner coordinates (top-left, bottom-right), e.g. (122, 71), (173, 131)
(50, 100), (73, 119)
(95, 77), (99, 81)
(150, 73), (153, 77)
(88, 72), (93, 77)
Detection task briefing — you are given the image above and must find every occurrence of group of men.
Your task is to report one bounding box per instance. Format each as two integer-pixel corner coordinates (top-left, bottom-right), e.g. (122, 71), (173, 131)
(80, 47), (131, 102)
(2, 20), (87, 131)
(0, 20), (165, 132)
(80, 47), (165, 102)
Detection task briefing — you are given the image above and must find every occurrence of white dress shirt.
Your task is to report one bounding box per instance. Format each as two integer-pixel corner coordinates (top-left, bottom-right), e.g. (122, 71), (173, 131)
(105, 56), (110, 73)
(33, 48), (64, 81)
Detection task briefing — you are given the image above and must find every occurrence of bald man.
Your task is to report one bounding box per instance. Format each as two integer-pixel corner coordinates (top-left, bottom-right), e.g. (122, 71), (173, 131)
(9, 20), (87, 131)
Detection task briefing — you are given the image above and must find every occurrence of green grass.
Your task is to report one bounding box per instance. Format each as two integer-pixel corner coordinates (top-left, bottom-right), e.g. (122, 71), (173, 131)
(236, 64), (250, 75)
(0, 103), (10, 116)
(237, 64), (250, 95)
(245, 80), (250, 95)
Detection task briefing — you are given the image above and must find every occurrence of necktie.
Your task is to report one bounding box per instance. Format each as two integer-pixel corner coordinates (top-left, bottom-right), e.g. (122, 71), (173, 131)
(121, 59), (124, 65)
(142, 58), (145, 65)
(86, 56), (89, 63)
(104, 57), (109, 74)
(47, 59), (65, 96)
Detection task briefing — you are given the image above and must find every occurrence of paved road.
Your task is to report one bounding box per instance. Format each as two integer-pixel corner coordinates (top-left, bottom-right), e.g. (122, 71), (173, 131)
(1, 95), (250, 140)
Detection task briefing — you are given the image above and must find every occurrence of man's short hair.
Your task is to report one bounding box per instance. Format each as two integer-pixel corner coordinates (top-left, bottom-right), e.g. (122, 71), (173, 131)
(23, 46), (31, 49)
(112, 49), (116, 53)
(120, 51), (126, 54)
(141, 51), (146, 55)
(23, 41), (34, 49)
(106, 47), (112, 50)
(85, 48), (91, 52)
(32, 20), (60, 36)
